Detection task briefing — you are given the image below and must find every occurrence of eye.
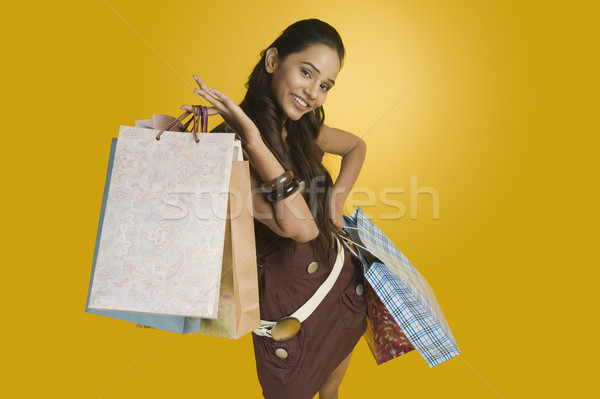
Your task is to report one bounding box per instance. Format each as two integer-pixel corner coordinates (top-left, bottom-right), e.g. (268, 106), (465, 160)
(320, 84), (330, 92)
(301, 68), (311, 78)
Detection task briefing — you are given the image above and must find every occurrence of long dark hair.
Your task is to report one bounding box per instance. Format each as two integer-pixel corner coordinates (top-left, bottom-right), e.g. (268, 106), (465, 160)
(241, 19), (345, 267)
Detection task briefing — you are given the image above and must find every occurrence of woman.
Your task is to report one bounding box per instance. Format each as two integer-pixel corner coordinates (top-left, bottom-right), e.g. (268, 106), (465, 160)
(183, 19), (367, 399)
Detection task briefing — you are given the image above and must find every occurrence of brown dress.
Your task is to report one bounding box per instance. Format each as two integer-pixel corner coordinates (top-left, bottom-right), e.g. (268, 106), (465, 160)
(251, 220), (368, 398)
(210, 122), (366, 397)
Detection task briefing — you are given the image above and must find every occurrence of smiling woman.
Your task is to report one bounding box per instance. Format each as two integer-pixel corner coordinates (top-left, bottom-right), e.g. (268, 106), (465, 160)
(182, 19), (367, 399)
(266, 43), (340, 122)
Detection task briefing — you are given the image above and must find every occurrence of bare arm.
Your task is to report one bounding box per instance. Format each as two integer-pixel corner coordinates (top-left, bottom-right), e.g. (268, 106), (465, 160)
(188, 76), (318, 242)
(244, 136), (319, 242)
(316, 124), (367, 230)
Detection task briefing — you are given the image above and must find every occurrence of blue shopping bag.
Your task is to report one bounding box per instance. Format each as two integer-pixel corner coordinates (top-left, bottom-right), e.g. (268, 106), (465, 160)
(343, 208), (460, 367)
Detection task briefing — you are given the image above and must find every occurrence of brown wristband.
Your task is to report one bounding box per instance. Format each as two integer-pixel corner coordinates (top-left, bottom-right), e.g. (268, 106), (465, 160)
(260, 170), (294, 193)
(265, 179), (300, 203)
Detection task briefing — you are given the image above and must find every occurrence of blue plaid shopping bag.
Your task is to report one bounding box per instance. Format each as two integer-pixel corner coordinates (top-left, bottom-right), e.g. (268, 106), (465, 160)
(342, 208), (460, 367)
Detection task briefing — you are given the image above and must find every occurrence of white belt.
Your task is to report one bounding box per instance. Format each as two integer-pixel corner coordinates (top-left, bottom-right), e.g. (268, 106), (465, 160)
(253, 236), (345, 341)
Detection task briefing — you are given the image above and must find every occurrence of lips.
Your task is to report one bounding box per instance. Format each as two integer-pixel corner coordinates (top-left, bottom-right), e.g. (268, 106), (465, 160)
(290, 93), (309, 110)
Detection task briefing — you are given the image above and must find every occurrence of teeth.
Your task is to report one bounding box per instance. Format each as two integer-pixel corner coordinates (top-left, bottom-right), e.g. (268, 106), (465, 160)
(292, 94), (307, 107)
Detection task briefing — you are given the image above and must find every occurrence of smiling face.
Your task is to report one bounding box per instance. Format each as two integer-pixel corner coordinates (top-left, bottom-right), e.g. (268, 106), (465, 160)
(266, 43), (341, 123)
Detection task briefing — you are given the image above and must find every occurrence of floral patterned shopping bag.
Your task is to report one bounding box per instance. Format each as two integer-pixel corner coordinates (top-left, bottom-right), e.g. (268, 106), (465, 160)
(87, 111), (236, 321)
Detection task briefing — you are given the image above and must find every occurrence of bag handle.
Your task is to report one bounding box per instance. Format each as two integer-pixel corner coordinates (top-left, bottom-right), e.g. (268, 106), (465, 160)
(190, 105), (209, 142)
(155, 105), (209, 141)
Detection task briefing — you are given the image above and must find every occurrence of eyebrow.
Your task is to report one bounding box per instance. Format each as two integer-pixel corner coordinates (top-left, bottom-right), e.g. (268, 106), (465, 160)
(301, 62), (336, 86)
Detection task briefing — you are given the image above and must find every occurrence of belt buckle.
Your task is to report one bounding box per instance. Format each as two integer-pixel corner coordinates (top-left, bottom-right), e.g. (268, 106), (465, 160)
(271, 317), (301, 342)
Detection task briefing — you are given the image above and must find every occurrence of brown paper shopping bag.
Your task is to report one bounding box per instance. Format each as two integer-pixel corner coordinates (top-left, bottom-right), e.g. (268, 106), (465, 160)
(191, 161), (260, 338)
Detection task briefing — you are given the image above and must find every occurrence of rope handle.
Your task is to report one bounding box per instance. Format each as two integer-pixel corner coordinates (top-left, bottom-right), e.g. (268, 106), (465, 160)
(155, 105), (209, 141)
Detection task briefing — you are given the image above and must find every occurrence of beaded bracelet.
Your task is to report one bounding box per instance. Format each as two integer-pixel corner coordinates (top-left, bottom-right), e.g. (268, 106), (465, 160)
(265, 179), (300, 203)
(260, 170), (294, 193)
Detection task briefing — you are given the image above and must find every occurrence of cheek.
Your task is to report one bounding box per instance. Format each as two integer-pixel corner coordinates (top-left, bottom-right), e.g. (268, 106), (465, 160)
(271, 76), (286, 99)
(282, 70), (302, 89)
(273, 75), (294, 98)
(315, 93), (328, 108)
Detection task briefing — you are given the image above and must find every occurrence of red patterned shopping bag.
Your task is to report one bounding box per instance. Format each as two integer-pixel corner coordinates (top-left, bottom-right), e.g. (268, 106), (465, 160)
(363, 280), (415, 365)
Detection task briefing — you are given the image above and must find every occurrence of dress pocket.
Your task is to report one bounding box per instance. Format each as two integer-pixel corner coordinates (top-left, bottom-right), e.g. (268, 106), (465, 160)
(254, 328), (309, 385)
(339, 275), (368, 331)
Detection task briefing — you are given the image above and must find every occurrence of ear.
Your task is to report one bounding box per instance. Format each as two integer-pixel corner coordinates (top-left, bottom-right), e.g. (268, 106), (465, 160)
(265, 47), (279, 74)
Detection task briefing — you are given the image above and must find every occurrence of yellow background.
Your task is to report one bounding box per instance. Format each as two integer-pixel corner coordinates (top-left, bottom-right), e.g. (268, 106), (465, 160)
(2, 0), (598, 397)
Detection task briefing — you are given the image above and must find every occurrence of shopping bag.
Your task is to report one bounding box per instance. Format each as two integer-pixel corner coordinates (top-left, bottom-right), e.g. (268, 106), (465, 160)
(344, 238), (415, 365)
(134, 113), (193, 132)
(343, 208), (460, 367)
(86, 108), (255, 334)
(86, 140), (258, 335)
(134, 161), (259, 338)
(362, 280), (416, 365)
(86, 136), (199, 333)
(189, 161), (259, 338)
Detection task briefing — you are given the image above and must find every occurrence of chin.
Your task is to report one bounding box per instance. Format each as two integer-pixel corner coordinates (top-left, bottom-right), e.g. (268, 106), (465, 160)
(285, 108), (309, 122)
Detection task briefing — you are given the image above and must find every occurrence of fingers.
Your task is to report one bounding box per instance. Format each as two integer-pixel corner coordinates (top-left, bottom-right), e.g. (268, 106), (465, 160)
(206, 107), (220, 116)
(185, 74), (237, 120)
(193, 88), (220, 106)
(191, 75), (235, 108)
(193, 74), (209, 89)
(179, 104), (220, 116)
(192, 75), (220, 103)
(210, 88), (233, 106)
(193, 74), (220, 96)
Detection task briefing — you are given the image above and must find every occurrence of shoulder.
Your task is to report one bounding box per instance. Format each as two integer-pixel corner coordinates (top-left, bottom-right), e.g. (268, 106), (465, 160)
(316, 124), (366, 157)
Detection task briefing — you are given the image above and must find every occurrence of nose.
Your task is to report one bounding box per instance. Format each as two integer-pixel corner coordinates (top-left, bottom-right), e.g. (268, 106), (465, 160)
(304, 82), (319, 100)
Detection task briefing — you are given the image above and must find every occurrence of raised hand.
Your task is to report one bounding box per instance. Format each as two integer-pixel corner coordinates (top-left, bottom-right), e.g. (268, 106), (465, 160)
(181, 75), (261, 145)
